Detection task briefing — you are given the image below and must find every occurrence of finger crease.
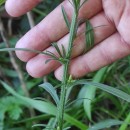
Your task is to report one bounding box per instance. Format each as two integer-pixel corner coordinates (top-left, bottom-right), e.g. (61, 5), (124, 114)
(120, 37), (130, 50)
(83, 58), (92, 73)
(103, 13), (115, 28)
(99, 46), (113, 64)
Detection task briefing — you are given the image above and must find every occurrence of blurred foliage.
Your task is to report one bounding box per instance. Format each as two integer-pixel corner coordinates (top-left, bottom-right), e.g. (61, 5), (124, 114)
(0, 0), (130, 130)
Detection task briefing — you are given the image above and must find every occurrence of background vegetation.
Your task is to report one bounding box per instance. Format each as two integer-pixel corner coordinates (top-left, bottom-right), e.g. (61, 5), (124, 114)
(0, 0), (130, 130)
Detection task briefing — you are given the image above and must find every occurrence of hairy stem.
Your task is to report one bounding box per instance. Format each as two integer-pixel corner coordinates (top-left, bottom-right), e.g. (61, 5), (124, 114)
(57, 9), (78, 130)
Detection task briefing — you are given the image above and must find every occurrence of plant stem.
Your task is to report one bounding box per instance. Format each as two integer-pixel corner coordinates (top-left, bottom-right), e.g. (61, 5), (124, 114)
(0, 17), (36, 119)
(57, 9), (78, 130)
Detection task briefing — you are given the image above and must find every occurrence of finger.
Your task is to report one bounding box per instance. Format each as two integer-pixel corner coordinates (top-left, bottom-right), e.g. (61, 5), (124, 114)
(26, 12), (116, 78)
(55, 32), (130, 80)
(5, 0), (41, 17)
(15, 0), (102, 62)
(103, 0), (130, 49)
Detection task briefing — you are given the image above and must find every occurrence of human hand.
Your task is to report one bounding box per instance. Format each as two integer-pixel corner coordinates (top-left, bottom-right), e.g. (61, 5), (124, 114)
(5, 0), (130, 80)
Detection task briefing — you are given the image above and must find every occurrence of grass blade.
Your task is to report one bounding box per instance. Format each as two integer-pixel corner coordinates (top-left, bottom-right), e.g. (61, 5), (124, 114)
(83, 67), (108, 120)
(64, 114), (88, 130)
(72, 0), (80, 11)
(0, 47), (61, 63)
(70, 80), (130, 103)
(61, 44), (66, 57)
(44, 118), (57, 130)
(63, 127), (71, 130)
(39, 82), (60, 106)
(84, 20), (94, 52)
(46, 50), (59, 59)
(0, 48), (58, 59)
(61, 6), (70, 30)
(0, 47), (47, 54)
(88, 119), (125, 130)
(66, 98), (91, 108)
(0, 80), (56, 115)
(0, 80), (88, 129)
(80, 0), (88, 8)
(52, 43), (63, 58)
(45, 58), (57, 64)
(32, 124), (47, 128)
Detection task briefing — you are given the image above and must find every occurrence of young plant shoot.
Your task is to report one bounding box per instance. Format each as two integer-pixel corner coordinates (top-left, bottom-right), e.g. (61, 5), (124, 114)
(1, 0), (130, 130)
(0, 0), (94, 129)
(41, 0), (94, 129)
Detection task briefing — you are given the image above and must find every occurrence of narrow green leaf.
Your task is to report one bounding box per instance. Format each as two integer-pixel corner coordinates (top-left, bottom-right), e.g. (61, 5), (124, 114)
(83, 67), (108, 120)
(85, 20), (94, 52)
(14, 114), (50, 124)
(0, 81), (88, 129)
(61, 44), (66, 57)
(66, 98), (91, 108)
(64, 114), (88, 130)
(39, 82), (60, 106)
(45, 118), (57, 130)
(80, 0), (88, 8)
(46, 50), (59, 59)
(0, 48), (46, 54)
(45, 59), (56, 64)
(32, 124), (48, 128)
(77, 25), (106, 48)
(63, 127), (71, 130)
(88, 119), (125, 130)
(61, 6), (70, 30)
(0, 47), (58, 60)
(68, 0), (73, 6)
(0, 47), (63, 64)
(0, 80), (56, 115)
(70, 80), (130, 102)
(72, 0), (80, 11)
(52, 43), (63, 58)
(72, 0), (77, 10)
(73, 86), (87, 108)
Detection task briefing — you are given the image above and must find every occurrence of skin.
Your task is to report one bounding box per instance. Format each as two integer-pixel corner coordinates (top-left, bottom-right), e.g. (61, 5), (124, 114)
(5, 0), (130, 80)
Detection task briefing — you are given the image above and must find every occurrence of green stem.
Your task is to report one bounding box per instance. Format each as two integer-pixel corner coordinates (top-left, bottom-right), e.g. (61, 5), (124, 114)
(57, 10), (78, 130)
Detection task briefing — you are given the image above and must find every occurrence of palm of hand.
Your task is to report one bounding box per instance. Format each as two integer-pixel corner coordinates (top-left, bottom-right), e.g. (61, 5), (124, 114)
(5, 0), (130, 80)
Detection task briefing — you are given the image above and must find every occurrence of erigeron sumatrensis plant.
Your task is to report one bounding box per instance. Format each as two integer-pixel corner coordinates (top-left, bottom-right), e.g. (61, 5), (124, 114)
(0, 1), (94, 129)
(40, 1), (95, 129)
(1, 0), (130, 130)
(39, 1), (95, 129)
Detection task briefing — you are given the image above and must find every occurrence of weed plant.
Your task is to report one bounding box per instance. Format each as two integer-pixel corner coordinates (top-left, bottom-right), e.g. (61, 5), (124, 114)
(0, 0), (130, 130)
